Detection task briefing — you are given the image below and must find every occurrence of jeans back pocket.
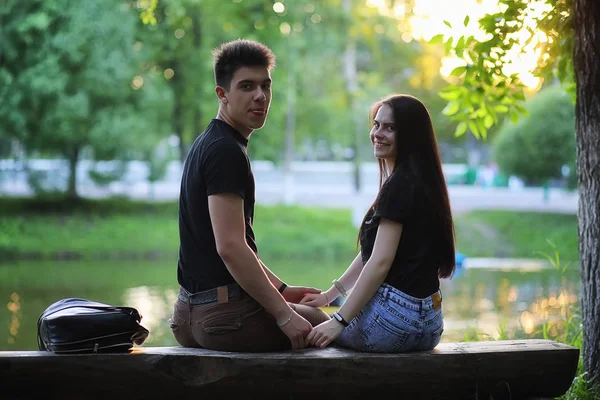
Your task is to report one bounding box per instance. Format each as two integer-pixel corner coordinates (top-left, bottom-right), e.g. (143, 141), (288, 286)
(202, 313), (243, 335)
(416, 320), (444, 351)
(364, 314), (411, 353)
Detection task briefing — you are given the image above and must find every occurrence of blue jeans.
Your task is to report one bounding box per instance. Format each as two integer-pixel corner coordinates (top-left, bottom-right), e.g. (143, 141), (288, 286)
(335, 283), (443, 353)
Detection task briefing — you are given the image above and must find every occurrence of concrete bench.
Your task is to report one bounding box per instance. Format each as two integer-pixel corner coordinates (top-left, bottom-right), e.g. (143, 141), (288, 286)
(1, 339), (578, 400)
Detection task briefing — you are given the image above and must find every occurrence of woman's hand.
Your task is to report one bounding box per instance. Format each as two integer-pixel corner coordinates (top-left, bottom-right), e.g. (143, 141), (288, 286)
(299, 293), (330, 307)
(306, 318), (345, 348)
(282, 286), (321, 304)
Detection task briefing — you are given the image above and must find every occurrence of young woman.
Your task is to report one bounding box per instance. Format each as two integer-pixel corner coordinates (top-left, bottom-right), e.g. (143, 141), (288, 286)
(301, 94), (455, 353)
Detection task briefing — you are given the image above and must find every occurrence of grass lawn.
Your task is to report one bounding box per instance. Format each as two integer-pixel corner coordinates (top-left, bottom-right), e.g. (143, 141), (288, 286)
(0, 197), (579, 263)
(455, 210), (579, 262)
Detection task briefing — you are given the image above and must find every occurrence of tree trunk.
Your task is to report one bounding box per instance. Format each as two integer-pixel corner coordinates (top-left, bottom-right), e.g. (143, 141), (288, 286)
(343, 0), (366, 228)
(65, 146), (79, 200)
(171, 61), (186, 163)
(342, 0), (361, 193)
(574, 0), (600, 386)
(174, 95), (185, 163)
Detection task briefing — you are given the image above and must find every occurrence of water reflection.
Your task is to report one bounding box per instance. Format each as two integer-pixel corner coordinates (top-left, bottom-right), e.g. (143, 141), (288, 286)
(7, 292), (21, 345)
(122, 286), (179, 346)
(0, 260), (581, 350)
(439, 267), (580, 342)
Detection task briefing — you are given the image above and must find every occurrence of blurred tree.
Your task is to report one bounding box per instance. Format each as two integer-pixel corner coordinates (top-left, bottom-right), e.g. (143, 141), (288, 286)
(439, 0), (600, 387)
(137, 0), (432, 165)
(132, 0), (207, 162)
(493, 86), (575, 185)
(219, 0), (350, 163)
(0, 0), (171, 199)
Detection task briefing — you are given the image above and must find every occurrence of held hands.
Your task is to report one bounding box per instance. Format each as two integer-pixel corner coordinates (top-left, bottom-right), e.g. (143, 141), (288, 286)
(277, 309), (312, 350)
(299, 292), (330, 307)
(282, 286), (321, 304)
(306, 318), (345, 348)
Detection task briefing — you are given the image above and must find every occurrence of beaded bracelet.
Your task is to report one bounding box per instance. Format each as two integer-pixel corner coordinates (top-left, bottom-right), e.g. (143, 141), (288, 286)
(323, 292), (330, 306)
(332, 279), (348, 297)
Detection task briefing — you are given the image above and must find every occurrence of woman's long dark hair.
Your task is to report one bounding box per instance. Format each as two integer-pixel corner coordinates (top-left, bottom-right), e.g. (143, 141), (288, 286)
(358, 94), (456, 279)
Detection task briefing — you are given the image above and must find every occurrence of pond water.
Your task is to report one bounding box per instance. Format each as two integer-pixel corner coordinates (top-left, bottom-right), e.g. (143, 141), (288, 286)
(0, 259), (580, 351)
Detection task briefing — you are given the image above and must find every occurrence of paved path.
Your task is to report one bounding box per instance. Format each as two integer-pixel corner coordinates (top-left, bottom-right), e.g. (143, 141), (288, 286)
(462, 257), (552, 270)
(1, 174), (578, 215)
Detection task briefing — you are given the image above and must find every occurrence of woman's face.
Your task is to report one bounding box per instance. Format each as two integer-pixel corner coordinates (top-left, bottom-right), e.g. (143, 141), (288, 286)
(370, 104), (396, 164)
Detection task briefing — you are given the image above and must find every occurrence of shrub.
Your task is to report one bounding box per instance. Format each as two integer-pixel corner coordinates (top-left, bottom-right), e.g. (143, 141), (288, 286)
(493, 86), (576, 185)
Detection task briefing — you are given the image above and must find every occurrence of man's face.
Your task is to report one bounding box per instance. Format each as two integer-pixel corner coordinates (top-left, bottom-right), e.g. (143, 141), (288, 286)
(218, 66), (272, 135)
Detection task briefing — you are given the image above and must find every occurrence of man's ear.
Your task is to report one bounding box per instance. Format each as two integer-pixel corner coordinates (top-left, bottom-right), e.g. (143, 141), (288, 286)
(215, 86), (228, 104)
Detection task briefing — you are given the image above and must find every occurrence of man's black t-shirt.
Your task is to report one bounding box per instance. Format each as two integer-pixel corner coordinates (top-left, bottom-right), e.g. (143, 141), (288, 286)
(177, 119), (257, 293)
(359, 172), (442, 298)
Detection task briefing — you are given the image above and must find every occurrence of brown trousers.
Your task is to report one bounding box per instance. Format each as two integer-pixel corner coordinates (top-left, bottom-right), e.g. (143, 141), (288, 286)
(169, 290), (330, 352)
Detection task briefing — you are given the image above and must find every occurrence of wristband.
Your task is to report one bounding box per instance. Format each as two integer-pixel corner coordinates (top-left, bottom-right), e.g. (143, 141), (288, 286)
(333, 311), (349, 327)
(278, 282), (288, 293)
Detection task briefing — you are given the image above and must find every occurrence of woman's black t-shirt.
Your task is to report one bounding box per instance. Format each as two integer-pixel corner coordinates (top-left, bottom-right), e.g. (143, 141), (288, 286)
(359, 172), (441, 298)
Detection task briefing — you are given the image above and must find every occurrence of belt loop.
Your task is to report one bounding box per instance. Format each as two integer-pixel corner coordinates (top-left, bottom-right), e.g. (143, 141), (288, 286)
(181, 287), (192, 309)
(217, 286), (229, 304)
(382, 285), (389, 299)
(432, 291), (442, 311)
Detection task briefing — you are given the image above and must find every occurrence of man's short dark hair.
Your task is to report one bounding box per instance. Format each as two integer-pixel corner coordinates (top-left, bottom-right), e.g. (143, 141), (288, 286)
(212, 39), (276, 90)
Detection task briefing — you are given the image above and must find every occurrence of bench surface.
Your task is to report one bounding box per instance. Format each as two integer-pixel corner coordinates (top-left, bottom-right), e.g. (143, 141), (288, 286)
(1, 339), (578, 400)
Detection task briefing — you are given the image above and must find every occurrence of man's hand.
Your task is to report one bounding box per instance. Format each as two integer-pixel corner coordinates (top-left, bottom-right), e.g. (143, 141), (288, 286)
(277, 310), (313, 350)
(299, 293), (330, 307)
(306, 318), (345, 348)
(282, 286), (321, 304)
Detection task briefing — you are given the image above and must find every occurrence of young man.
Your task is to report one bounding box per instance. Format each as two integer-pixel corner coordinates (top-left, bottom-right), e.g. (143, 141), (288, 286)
(169, 39), (329, 352)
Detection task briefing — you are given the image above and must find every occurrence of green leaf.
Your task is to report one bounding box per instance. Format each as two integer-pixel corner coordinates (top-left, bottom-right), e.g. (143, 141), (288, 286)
(442, 102), (460, 116)
(464, 35), (475, 47)
(476, 119), (487, 139)
(468, 121), (480, 138)
(515, 90), (526, 101)
(464, 15), (470, 27)
(455, 36), (465, 55)
(429, 34), (445, 44)
(455, 121), (468, 137)
(474, 107), (487, 118)
(445, 36), (454, 53)
(558, 57), (568, 83)
(514, 103), (529, 115)
(494, 105), (509, 113)
(488, 107), (499, 124)
(509, 111), (520, 124)
(469, 91), (481, 106)
(484, 114), (494, 128)
(439, 89), (461, 101)
(450, 66), (467, 77)
(444, 20), (452, 28)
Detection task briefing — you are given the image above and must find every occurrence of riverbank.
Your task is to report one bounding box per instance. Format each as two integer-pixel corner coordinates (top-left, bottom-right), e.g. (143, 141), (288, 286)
(0, 197), (579, 263)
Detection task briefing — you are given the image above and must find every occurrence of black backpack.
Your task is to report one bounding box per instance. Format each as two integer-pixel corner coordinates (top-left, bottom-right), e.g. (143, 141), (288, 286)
(37, 298), (150, 354)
